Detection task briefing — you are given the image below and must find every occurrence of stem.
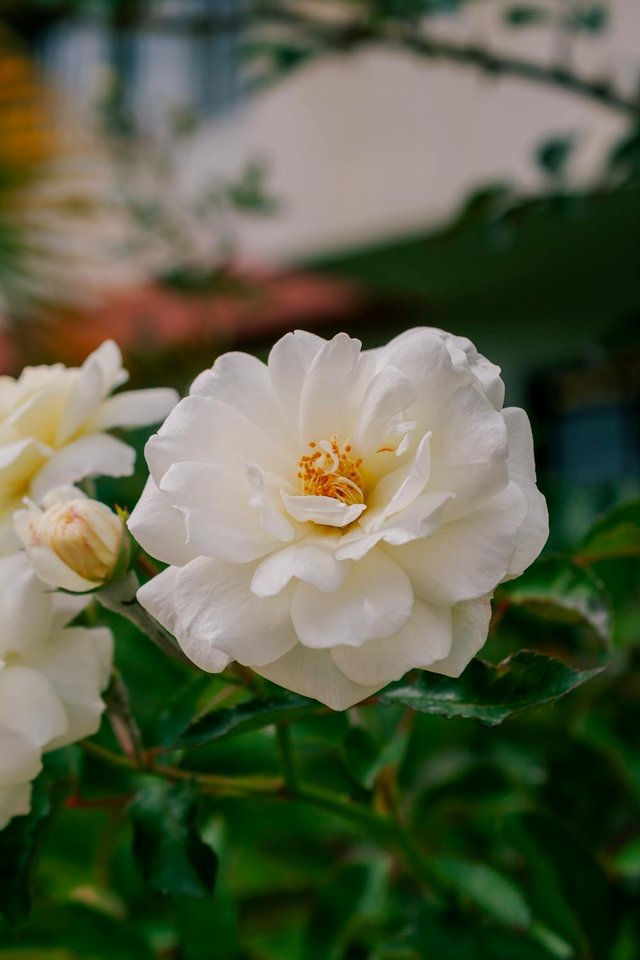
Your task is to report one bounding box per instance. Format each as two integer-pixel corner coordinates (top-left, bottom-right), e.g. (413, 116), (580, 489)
(106, 670), (145, 766)
(81, 737), (445, 893)
(293, 784), (444, 893)
(276, 723), (298, 793)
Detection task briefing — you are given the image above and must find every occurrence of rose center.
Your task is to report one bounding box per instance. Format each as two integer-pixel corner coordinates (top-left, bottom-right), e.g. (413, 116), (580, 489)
(297, 437), (365, 506)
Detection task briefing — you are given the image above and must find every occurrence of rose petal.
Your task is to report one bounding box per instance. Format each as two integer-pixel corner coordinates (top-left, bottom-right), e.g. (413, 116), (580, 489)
(352, 365), (417, 460)
(0, 783), (33, 830)
(282, 492), (366, 528)
(427, 595), (493, 677)
(147, 394), (292, 487)
(171, 558), (298, 668)
(394, 482), (528, 604)
(191, 351), (291, 443)
(0, 727), (42, 785)
(242, 460), (297, 542)
(331, 598), (452, 685)
(0, 553), (53, 657)
(502, 407), (549, 579)
(128, 476), (197, 567)
(33, 626), (112, 749)
(92, 388), (178, 430)
(251, 536), (346, 597)
(255, 644), (380, 710)
(337, 490), (454, 561)
(136, 565), (182, 640)
(268, 330), (326, 437)
(31, 434), (135, 500)
(0, 665), (68, 748)
(291, 548), (413, 649)
(299, 333), (375, 443)
(160, 460), (279, 563)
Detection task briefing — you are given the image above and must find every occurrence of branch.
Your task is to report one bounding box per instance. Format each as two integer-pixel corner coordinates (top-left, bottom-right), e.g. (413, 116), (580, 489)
(82, 738), (446, 893)
(254, 5), (639, 119)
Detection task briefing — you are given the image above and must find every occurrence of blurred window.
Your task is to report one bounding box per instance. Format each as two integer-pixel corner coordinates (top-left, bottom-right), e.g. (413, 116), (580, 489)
(36, 0), (244, 131)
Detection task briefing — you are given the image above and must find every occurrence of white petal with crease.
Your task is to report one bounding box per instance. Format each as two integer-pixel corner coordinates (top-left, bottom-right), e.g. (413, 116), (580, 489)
(291, 549), (413, 649)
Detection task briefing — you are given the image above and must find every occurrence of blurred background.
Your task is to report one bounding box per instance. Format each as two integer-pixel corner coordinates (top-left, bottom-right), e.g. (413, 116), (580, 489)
(1, 0), (639, 544)
(1, 5), (639, 957)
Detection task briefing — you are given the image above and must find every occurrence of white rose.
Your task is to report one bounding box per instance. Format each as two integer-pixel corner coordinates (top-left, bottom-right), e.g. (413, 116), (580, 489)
(0, 340), (177, 551)
(14, 486), (128, 592)
(130, 328), (548, 710)
(0, 552), (113, 829)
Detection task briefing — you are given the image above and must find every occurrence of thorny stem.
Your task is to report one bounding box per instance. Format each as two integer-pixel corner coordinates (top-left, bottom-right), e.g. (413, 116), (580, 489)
(105, 669), (145, 766)
(81, 737), (445, 894)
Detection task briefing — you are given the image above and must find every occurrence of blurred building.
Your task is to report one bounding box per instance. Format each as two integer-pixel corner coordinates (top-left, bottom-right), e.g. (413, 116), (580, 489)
(1, 0), (639, 537)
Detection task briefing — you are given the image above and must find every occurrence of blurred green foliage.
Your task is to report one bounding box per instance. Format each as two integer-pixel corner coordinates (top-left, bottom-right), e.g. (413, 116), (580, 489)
(0, 416), (638, 958)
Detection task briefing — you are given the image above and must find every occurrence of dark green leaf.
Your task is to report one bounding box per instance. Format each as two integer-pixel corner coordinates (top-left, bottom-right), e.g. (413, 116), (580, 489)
(379, 651), (604, 725)
(611, 836), (640, 879)
(303, 862), (372, 960)
(499, 556), (612, 644)
(342, 725), (410, 790)
(577, 500), (640, 562)
(536, 137), (575, 177)
(400, 904), (555, 960)
(173, 694), (319, 750)
(129, 780), (217, 898)
(432, 857), (531, 928)
(0, 776), (54, 930)
(156, 675), (229, 746)
(507, 812), (613, 957)
(505, 6), (550, 27)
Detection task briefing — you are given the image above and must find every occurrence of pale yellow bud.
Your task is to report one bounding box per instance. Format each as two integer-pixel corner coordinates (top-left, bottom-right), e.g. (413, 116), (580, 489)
(36, 499), (125, 585)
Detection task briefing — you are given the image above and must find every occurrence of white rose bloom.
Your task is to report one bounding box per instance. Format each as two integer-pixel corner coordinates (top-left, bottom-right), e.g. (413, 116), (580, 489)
(130, 328), (548, 710)
(14, 486), (128, 593)
(0, 552), (113, 829)
(0, 341), (177, 551)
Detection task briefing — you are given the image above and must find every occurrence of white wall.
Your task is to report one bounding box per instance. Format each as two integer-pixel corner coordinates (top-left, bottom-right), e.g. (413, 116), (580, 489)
(180, 0), (640, 264)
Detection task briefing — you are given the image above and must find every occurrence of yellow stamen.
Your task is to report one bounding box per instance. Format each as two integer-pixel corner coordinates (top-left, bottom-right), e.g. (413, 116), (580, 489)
(298, 435), (365, 505)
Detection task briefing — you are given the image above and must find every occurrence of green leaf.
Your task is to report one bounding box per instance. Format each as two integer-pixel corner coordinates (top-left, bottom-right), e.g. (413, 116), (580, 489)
(611, 835), (640, 879)
(507, 812), (613, 958)
(0, 776), (54, 930)
(129, 780), (217, 898)
(303, 862), (372, 960)
(536, 137), (575, 177)
(342, 725), (410, 790)
(432, 857), (531, 929)
(399, 904), (555, 960)
(499, 556), (612, 644)
(379, 651), (604, 725)
(173, 694), (319, 750)
(156, 675), (231, 746)
(577, 500), (640, 562)
(505, 6), (550, 27)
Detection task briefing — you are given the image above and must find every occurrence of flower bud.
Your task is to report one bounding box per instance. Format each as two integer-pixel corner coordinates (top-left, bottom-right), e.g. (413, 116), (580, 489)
(41, 500), (124, 583)
(14, 487), (130, 592)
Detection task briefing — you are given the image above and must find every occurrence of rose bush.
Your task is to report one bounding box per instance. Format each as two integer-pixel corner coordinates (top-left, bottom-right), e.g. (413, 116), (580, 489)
(0, 552), (112, 829)
(0, 340), (177, 550)
(130, 328), (548, 709)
